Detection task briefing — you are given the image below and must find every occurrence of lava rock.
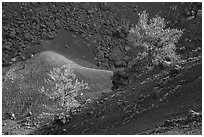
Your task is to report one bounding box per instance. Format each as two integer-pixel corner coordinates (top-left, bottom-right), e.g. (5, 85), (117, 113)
(114, 60), (126, 67)
(109, 48), (125, 67)
(24, 32), (33, 41)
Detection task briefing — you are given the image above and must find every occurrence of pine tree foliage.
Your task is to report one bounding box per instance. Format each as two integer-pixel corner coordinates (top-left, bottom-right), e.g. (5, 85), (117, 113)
(127, 11), (184, 67)
(41, 65), (89, 111)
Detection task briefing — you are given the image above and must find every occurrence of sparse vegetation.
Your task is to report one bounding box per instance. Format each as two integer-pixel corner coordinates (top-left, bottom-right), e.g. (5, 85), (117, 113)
(127, 11), (184, 67)
(2, 2), (201, 135)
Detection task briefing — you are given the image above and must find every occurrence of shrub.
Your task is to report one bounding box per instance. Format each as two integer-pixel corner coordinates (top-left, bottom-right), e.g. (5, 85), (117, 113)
(127, 11), (184, 67)
(41, 64), (89, 111)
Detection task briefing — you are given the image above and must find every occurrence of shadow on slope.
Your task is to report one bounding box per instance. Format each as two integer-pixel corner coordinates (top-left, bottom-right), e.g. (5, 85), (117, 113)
(32, 57), (201, 135)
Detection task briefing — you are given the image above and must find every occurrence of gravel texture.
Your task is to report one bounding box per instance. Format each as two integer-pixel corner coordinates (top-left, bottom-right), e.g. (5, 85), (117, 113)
(2, 2), (202, 135)
(3, 2), (201, 69)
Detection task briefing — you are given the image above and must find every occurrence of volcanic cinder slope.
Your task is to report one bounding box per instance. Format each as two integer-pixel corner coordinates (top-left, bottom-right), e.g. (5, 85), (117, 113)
(32, 55), (201, 135)
(3, 29), (113, 121)
(2, 50), (113, 123)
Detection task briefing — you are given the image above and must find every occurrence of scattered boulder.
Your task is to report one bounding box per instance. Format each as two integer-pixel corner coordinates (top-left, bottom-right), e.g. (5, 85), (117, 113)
(111, 69), (129, 90)
(53, 113), (72, 125)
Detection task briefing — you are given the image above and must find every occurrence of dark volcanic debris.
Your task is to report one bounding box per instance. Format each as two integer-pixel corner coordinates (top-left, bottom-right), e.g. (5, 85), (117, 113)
(3, 2), (201, 68)
(2, 2), (202, 135)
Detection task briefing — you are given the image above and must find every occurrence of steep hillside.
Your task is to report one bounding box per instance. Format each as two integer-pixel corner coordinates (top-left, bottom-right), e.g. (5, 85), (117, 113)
(2, 2), (202, 135)
(31, 54), (201, 135)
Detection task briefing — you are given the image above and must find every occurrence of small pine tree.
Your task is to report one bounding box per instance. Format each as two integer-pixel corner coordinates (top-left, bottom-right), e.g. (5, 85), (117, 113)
(127, 11), (184, 67)
(41, 65), (89, 111)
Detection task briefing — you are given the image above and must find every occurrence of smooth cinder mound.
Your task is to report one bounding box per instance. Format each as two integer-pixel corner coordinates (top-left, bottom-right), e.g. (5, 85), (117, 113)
(2, 50), (113, 119)
(36, 51), (114, 99)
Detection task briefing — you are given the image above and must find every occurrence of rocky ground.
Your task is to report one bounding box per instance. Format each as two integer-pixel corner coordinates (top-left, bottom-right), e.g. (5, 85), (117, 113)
(3, 2), (201, 69)
(2, 2), (202, 135)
